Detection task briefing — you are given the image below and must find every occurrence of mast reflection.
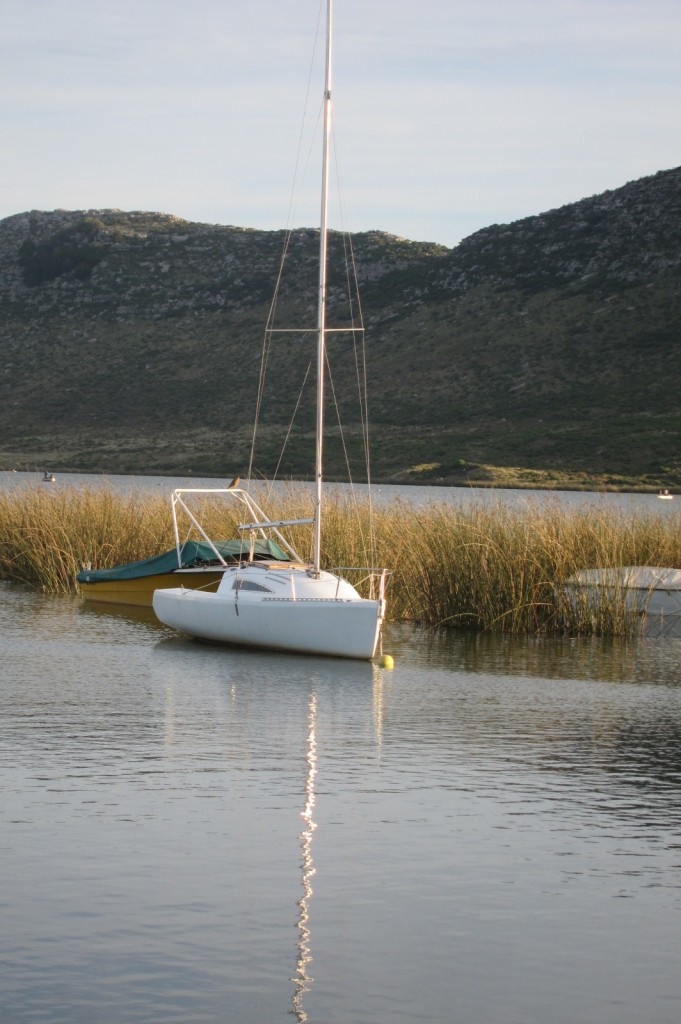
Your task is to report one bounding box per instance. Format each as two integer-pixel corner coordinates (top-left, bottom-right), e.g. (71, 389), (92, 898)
(291, 692), (317, 1022)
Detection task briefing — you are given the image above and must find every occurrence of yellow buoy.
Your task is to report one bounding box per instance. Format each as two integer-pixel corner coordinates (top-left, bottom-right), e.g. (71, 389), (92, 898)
(377, 654), (394, 669)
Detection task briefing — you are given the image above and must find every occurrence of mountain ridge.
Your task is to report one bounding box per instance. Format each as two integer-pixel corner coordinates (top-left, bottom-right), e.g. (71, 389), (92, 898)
(1, 166), (680, 489)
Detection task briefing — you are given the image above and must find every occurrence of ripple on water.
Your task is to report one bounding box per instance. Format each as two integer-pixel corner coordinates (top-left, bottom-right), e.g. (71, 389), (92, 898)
(1, 588), (681, 1023)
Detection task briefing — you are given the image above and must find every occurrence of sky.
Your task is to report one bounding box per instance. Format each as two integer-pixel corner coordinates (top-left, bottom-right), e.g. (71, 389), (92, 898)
(1, 0), (679, 248)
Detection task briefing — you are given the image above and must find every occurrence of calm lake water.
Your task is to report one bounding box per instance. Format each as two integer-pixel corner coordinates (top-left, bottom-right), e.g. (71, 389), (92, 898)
(0, 469), (677, 514)
(2, 581), (681, 1024)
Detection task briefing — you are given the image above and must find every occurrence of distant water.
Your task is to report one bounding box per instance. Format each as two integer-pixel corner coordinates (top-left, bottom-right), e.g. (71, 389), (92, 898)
(0, 469), (676, 514)
(2, 583), (681, 1023)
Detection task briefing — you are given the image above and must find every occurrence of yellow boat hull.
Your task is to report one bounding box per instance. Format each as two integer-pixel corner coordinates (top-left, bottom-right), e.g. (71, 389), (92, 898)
(79, 569), (226, 608)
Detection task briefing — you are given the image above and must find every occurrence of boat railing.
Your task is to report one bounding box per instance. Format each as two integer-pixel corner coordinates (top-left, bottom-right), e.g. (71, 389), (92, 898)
(332, 566), (391, 602)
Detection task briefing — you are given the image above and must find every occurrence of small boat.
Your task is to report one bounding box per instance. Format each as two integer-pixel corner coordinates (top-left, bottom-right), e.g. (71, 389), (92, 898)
(564, 566), (681, 619)
(153, 0), (388, 660)
(77, 487), (290, 607)
(77, 538), (288, 607)
(42, 471), (56, 483)
(658, 489), (673, 500)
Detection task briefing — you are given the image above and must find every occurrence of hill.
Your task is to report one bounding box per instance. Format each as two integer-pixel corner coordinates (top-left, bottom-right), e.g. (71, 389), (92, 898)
(1, 166), (680, 490)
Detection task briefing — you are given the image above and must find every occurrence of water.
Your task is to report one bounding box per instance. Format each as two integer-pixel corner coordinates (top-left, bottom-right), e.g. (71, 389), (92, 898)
(0, 469), (677, 514)
(2, 583), (681, 1023)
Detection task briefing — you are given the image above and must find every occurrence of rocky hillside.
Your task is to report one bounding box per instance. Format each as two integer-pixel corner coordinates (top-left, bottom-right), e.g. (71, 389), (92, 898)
(1, 166), (680, 488)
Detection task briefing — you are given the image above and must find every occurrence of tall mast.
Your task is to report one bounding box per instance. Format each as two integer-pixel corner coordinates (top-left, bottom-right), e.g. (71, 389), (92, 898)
(313, 0), (332, 576)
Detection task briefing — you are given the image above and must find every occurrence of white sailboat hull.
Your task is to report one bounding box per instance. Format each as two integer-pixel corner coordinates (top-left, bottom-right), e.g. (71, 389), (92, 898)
(153, 564), (385, 659)
(564, 566), (681, 618)
(148, 3), (389, 663)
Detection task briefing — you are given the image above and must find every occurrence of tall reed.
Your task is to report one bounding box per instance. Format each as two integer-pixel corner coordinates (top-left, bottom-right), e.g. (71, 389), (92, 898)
(1, 483), (679, 636)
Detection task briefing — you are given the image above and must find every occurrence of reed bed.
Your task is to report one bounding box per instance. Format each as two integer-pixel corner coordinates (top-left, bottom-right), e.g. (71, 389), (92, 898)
(376, 498), (681, 635)
(1, 483), (679, 636)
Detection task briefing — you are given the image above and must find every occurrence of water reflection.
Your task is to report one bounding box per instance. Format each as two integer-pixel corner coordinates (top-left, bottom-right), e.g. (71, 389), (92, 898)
(382, 622), (681, 835)
(291, 692), (317, 1022)
(386, 621), (681, 685)
(2, 585), (681, 1023)
(78, 599), (164, 632)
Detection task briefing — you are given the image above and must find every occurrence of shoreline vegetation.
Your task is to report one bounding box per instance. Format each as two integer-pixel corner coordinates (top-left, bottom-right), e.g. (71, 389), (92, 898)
(1, 483), (680, 637)
(1, 458), (678, 494)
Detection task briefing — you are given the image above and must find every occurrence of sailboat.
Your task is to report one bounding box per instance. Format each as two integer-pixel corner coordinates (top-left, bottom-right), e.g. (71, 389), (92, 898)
(153, 0), (388, 660)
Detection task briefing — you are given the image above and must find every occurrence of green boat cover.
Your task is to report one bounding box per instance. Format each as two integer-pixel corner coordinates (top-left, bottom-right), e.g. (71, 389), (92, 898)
(77, 539), (290, 584)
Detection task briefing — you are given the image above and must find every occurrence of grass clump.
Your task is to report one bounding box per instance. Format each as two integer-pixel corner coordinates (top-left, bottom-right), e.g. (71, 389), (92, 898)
(1, 484), (680, 637)
(0, 486), (172, 593)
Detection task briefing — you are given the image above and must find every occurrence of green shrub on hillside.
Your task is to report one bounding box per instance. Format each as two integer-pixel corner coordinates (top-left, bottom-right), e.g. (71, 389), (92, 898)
(19, 218), (105, 286)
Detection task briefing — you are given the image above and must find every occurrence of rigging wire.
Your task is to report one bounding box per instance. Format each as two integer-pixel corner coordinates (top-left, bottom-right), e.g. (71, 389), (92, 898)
(248, 5), (325, 483)
(272, 359), (313, 484)
(325, 121), (377, 565)
(247, 0), (377, 570)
